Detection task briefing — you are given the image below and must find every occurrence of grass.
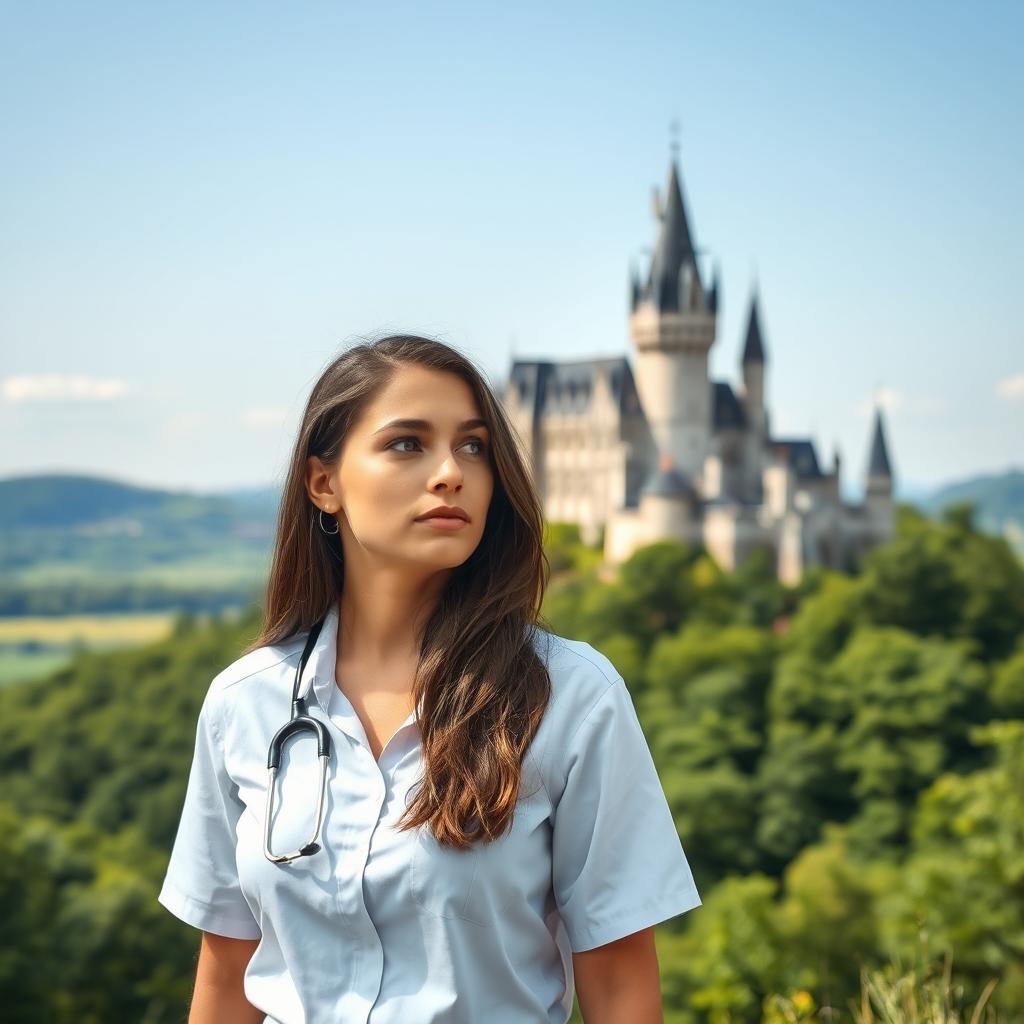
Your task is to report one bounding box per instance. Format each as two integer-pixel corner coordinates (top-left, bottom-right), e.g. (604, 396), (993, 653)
(763, 946), (1002, 1024)
(850, 954), (1000, 1024)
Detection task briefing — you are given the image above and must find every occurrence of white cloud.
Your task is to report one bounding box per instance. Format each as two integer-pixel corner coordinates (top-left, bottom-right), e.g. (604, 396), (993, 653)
(995, 373), (1024, 401)
(240, 406), (290, 429)
(1, 374), (130, 402)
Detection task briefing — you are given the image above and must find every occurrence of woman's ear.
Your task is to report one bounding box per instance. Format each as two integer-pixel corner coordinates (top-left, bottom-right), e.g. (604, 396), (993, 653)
(305, 455), (341, 510)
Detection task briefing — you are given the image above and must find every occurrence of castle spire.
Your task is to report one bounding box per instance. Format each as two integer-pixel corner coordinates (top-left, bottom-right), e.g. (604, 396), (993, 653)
(707, 259), (720, 314)
(645, 158), (701, 312)
(867, 404), (892, 477)
(741, 288), (766, 364)
(629, 259), (642, 311)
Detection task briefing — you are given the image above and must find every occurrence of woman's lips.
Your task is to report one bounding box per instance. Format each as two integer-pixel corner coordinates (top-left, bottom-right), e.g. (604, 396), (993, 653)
(415, 516), (469, 530)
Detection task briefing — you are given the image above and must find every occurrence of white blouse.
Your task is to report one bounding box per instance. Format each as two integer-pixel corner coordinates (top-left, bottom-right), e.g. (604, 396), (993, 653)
(158, 600), (702, 1023)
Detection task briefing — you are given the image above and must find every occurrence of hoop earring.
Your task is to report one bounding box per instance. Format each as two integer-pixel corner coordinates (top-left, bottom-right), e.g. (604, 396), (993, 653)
(318, 508), (340, 535)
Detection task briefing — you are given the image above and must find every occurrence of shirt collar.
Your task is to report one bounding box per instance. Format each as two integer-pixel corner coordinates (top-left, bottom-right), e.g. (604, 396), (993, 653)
(299, 598), (420, 738)
(300, 598), (341, 715)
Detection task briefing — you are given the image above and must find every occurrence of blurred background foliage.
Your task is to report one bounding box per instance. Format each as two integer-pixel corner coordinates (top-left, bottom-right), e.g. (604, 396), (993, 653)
(1, 500), (1021, 1022)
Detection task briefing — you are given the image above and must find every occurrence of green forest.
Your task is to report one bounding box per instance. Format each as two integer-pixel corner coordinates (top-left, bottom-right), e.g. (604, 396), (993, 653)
(1, 500), (1022, 1023)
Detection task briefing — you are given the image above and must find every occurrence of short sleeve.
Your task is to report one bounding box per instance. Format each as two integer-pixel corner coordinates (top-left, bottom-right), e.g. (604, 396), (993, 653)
(551, 678), (701, 952)
(157, 683), (262, 939)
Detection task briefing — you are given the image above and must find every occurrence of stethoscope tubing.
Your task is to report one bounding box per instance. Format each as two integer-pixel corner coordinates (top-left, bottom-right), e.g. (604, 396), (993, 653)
(263, 614), (332, 864)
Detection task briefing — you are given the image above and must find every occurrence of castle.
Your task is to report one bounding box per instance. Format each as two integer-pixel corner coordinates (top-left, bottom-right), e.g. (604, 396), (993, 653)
(500, 155), (895, 585)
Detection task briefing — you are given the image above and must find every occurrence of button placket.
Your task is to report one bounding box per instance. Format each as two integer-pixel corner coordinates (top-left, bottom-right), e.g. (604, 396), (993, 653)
(347, 745), (389, 1024)
(310, 665), (428, 1020)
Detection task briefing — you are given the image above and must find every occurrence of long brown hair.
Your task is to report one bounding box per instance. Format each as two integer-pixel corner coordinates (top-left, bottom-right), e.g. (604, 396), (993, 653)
(243, 334), (553, 848)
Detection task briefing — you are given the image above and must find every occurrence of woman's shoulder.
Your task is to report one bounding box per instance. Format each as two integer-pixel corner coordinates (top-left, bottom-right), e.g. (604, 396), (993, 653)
(522, 626), (630, 803)
(207, 633), (307, 699)
(527, 625), (624, 728)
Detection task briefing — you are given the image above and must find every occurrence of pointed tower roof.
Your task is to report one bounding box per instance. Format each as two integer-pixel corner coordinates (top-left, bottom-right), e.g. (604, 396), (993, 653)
(707, 260), (721, 314)
(639, 452), (697, 500)
(645, 160), (702, 312)
(867, 405), (892, 477)
(629, 260), (642, 312)
(742, 290), (766, 364)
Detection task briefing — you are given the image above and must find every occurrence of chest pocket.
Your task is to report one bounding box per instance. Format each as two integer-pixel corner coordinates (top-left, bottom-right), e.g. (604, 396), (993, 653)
(409, 777), (548, 928)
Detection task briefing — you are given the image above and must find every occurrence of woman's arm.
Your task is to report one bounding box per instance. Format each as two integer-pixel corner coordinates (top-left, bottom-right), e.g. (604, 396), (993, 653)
(572, 926), (663, 1024)
(187, 932), (263, 1024)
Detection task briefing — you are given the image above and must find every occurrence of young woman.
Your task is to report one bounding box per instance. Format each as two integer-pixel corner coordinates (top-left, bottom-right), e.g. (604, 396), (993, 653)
(158, 335), (701, 1023)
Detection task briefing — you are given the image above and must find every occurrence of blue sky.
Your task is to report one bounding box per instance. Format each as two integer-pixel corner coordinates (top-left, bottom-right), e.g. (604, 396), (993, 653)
(1, 1), (1021, 497)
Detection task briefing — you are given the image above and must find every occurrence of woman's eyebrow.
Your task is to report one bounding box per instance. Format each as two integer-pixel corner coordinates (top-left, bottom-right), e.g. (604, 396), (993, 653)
(372, 417), (489, 435)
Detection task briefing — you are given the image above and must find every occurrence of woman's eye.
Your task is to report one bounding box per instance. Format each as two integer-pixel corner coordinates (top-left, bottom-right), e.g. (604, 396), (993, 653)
(387, 437), (487, 455)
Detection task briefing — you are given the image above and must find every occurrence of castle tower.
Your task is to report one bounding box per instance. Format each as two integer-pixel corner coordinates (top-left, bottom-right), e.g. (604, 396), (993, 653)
(739, 288), (768, 437)
(738, 287), (769, 502)
(864, 404), (894, 535)
(629, 158), (716, 483)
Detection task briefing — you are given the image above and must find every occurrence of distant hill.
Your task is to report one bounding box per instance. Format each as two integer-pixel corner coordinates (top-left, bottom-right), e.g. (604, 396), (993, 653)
(0, 473), (282, 615)
(0, 474), (281, 529)
(910, 467), (1024, 555)
(0, 466), (1021, 616)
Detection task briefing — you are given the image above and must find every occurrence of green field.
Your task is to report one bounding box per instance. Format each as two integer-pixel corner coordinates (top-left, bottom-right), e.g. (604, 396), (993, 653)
(0, 610), (247, 686)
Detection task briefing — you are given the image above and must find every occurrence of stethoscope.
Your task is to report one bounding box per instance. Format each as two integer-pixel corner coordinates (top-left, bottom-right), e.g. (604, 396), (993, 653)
(264, 614), (331, 864)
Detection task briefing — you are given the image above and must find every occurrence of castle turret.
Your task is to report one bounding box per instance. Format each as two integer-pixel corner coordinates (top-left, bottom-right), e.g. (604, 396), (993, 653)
(739, 288), (768, 439)
(630, 158), (716, 483)
(638, 452), (698, 540)
(707, 260), (721, 314)
(737, 287), (770, 503)
(864, 404), (894, 537)
(865, 405), (893, 492)
(629, 260), (642, 312)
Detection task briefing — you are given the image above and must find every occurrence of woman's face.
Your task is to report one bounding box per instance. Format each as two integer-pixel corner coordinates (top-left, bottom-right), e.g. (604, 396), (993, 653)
(309, 363), (495, 574)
